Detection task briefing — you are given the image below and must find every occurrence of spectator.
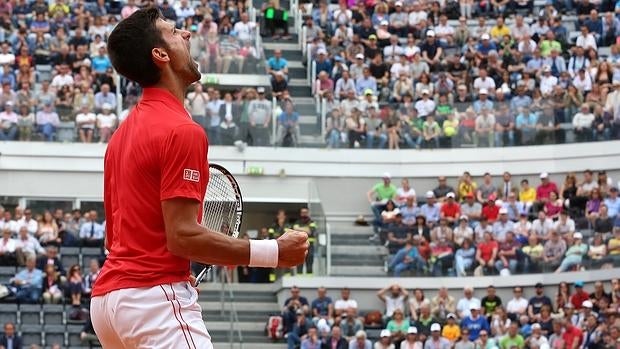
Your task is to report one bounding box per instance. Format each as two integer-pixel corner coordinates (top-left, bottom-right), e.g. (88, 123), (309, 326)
(570, 281), (590, 309)
(41, 263), (62, 304)
(430, 287), (456, 321)
(185, 83), (209, 128)
(292, 207), (316, 275)
(310, 287), (333, 325)
(476, 225), (498, 267)
(377, 284), (408, 322)
(10, 256), (42, 303)
(454, 237), (475, 276)
(499, 322), (525, 349)
(0, 322), (22, 349)
(78, 211), (104, 247)
(247, 87), (271, 146)
(97, 103), (118, 143)
(82, 258), (100, 297)
(375, 329), (394, 349)
(462, 304), (490, 341)
(14, 226), (44, 266)
(282, 286), (309, 334)
(36, 246), (64, 276)
(506, 286), (529, 321)
(573, 104), (595, 142)
(276, 101), (300, 147)
(442, 314), (461, 343)
(80, 317), (98, 345)
(555, 232), (588, 272)
(0, 101), (18, 140)
(340, 307), (363, 341)
(481, 285), (503, 317)
(474, 330), (496, 349)
(287, 309), (312, 349)
(67, 264), (82, 306)
(0, 228), (16, 266)
(457, 287), (481, 319)
(389, 239), (423, 277)
(433, 177), (455, 202)
(350, 330), (372, 349)
(34, 101), (59, 141)
(75, 103), (96, 143)
(527, 283), (552, 321)
(94, 83), (116, 112)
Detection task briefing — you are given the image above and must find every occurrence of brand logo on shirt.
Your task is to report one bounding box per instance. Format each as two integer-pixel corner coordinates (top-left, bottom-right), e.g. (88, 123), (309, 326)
(183, 169), (200, 182)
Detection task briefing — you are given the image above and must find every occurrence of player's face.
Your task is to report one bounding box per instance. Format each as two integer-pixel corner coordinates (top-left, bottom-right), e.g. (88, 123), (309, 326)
(156, 19), (201, 85)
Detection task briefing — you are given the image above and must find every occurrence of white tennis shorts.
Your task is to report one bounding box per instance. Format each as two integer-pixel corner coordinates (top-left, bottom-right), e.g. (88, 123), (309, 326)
(90, 282), (213, 349)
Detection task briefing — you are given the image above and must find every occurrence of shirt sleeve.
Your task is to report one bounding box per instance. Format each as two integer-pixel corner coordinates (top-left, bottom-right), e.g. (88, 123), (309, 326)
(160, 124), (208, 202)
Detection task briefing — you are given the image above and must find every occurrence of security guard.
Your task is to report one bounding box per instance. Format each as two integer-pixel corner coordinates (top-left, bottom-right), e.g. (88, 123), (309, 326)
(293, 207), (317, 274)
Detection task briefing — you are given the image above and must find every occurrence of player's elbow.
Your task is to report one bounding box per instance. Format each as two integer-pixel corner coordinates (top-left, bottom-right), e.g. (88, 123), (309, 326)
(165, 222), (198, 257)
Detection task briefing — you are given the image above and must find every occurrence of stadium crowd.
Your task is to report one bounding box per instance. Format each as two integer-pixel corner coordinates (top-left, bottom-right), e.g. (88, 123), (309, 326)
(367, 170), (620, 277)
(278, 280), (620, 349)
(0, 0), (266, 143)
(303, 0), (620, 149)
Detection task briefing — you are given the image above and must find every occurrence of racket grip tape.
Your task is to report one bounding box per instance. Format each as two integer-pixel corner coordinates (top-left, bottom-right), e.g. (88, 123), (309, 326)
(249, 239), (279, 268)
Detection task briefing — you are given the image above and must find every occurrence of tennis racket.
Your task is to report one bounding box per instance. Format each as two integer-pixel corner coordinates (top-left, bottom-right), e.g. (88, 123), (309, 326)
(194, 163), (243, 286)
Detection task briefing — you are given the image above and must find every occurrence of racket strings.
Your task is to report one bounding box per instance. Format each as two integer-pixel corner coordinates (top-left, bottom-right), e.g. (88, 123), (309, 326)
(202, 168), (239, 237)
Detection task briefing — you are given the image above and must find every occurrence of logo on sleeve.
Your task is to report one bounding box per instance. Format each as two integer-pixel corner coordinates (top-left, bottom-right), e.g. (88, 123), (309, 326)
(183, 169), (200, 182)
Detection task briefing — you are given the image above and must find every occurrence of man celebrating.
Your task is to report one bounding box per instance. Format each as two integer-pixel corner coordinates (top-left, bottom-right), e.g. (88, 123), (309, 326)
(90, 9), (308, 348)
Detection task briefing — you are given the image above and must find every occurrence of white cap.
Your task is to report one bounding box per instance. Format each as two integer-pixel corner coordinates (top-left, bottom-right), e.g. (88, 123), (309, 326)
(257, 87), (266, 93)
(356, 53), (365, 59)
(540, 172), (549, 179)
(395, 1), (403, 5)
(574, 232), (583, 239)
(543, 65), (551, 72)
(459, 215), (469, 221)
(426, 30), (435, 37)
(421, 89), (430, 95)
(426, 191), (435, 198)
(479, 88), (488, 95)
(430, 323), (441, 332)
(102, 103), (112, 110)
(447, 313), (457, 319)
(582, 300), (593, 308)
(481, 33), (490, 40)
(446, 192), (455, 199)
(532, 323), (541, 330)
(499, 207), (508, 214)
(317, 48), (327, 55)
(469, 303), (480, 310)
(380, 329), (391, 337)
(383, 172), (391, 179)
(380, 20), (389, 26)
(407, 327), (418, 334)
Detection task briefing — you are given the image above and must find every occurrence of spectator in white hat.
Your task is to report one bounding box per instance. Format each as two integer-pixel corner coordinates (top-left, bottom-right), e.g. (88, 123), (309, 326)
(526, 323), (549, 348)
(420, 191), (440, 228)
(376, 329), (395, 349)
(420, 30), (443, 71)
(424, 323), (450, 349)
(555, 232), (588, 273)
(401, 327), (422, 349)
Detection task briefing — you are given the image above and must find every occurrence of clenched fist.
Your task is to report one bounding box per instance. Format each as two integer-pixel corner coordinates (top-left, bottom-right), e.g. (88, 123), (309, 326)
(276, 229), (309, 268)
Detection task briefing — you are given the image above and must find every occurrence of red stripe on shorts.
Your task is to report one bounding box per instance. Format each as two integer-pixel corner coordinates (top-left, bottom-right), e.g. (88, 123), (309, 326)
(160, 285), (192, 349)
(171, 283), (198, 349)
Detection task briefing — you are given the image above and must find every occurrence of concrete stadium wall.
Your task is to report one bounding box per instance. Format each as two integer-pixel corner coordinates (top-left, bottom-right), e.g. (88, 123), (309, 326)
(276, 269), (619, 312)
(0, 141), (619, 217)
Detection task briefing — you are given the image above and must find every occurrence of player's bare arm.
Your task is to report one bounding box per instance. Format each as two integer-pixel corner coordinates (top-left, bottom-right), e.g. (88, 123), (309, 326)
(162, 198), (309, 268)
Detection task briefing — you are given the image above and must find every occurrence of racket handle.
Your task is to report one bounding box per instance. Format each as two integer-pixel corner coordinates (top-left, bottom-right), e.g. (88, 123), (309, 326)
(195, 265), (212, 287)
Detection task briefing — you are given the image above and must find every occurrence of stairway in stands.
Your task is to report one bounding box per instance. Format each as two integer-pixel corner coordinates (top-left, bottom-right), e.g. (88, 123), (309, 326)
(328, 221), (389, 276)
(200, 281), (286, 348)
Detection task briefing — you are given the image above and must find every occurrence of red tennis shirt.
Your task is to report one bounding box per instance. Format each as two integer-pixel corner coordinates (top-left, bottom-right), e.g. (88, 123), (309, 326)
(92, 88), (209, 297)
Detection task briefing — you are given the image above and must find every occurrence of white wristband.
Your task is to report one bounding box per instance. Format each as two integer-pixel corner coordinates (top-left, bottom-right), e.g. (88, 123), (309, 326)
(249, 239), (279, 268)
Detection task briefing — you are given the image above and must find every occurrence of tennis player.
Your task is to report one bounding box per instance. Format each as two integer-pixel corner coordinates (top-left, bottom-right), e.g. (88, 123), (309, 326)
(90, 8), (309, 348)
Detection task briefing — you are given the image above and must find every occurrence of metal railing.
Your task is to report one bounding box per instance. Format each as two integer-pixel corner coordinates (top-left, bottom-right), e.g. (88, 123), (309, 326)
(271, 96), (278, 146)
(308, 180), (327, 276)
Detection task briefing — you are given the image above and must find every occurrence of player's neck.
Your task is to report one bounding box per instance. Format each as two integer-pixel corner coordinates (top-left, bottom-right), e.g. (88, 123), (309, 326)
(153, 78), (188, 105)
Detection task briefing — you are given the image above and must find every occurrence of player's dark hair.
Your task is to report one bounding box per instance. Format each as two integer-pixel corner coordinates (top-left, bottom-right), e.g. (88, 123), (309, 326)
(107, 8), (166, 87)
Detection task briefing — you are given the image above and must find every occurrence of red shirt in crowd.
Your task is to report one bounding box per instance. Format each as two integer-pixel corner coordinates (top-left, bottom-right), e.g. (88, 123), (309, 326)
(482, 204), (499, 222)
(536, 181), (558, 201)
(440, 201), (461, 219)
(570, 290), (591, 310)
(92, 88), (209, 297)
(562, 324), (583, 349)
(478, 240), (498, 263)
